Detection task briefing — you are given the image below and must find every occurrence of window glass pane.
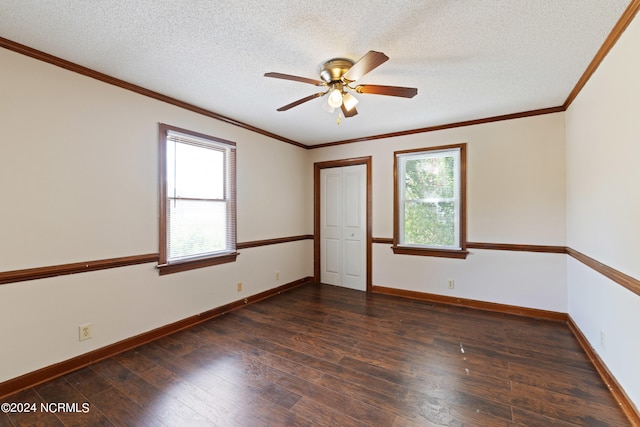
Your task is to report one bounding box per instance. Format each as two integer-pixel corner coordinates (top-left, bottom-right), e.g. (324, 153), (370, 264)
(404, 155), (455, 200)
(168, 199), (227, 259)
(403, 201), (456, 247)
(396, 146), (462, 251)
(170, 142), (224, 200)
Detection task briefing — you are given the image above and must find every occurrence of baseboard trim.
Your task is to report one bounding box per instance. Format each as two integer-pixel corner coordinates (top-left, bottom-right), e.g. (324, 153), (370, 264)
(371, 285), (568, 322)
(0, 276), (312, 400)
(567, 316), (640, 426)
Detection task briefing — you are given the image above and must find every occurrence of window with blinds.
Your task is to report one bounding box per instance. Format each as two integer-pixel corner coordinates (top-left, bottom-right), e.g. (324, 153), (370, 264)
(158, 124), (237, 274)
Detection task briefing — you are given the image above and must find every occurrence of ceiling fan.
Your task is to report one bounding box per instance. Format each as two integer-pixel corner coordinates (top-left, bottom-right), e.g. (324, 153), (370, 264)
(264, 51), (417, 119)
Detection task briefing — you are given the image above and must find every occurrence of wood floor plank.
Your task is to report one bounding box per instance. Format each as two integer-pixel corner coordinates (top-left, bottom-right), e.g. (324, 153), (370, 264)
(404, 388), (516, 427)
(154, 329), (210, 358)
(0, 283), (632, 426)
(261, 364), (398, 426)
(34, 376), (113, 426)
(90, 358), (210, 425)
(0, 411), (13, 427)
(410, 366), (514, 407)
(64, 366), (113, 399)
(391, 414), (443, 427)
(508, 358), (614, 402)
(112, 348), (159, 375)
(316, 372), (411, 418)
(182, 344), (303, 410)
(87, 386), (162, 427)
(139, 352), (313, 426)
(189, 323), (326, 383)
(135, 341), (229, 393)
(417, 336), (512, 380)
(2, 388), (64, 427)
(218, 311), (347, 364)
(510, 381), (629, 426)
(137, 364), (244, 426)
(511, 406), (583, 427)
(289, 397), (371, 427)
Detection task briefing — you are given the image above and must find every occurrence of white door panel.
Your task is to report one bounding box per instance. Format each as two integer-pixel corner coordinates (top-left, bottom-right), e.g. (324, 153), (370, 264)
(324, 239), (340, 272)
(344, 240), (361, 276)
(320, 164), (366, 291)
(324, 174), (341, 228)
(344, 172), (361, 228)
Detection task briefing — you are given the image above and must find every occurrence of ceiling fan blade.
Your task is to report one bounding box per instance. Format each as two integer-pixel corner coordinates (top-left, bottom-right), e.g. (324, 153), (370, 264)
(355, 84), (418, 98)
(342, 51), (389, 82)
(264, 72), (325, 86)
(341, 103), (358, 118)
(276, 92), (325, 111)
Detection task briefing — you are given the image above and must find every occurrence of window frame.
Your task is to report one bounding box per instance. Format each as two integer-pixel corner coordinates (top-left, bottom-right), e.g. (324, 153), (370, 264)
(393, 143), (468, 259)
(157, 123), (238, 275)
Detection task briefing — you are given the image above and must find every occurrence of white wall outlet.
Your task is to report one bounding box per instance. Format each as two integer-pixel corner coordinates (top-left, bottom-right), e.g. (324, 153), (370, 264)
(448, 280), (455, 289)
(237, 282), (242, 292)
(79, 323), (93, 341)
(275, 271), (280, 280)
(600, 330), (606, 350)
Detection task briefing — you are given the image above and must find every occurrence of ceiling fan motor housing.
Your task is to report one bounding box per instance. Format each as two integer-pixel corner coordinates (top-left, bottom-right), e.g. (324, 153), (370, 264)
(320, 58), (354, 83)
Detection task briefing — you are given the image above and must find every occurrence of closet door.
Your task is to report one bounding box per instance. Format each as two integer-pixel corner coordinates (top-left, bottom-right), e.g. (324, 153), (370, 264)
(320, 164), (366, 291)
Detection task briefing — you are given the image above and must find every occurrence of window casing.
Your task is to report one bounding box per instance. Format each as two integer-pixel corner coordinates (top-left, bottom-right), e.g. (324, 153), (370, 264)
(158, 124), (237, 274)
(393, 144), (467, 259)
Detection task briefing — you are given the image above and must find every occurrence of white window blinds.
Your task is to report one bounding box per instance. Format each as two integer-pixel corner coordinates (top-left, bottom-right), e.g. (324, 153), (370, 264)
(163, 128), (236, 263)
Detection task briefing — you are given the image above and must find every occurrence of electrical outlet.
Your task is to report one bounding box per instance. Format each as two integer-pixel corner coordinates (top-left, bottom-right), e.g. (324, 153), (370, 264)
(275, 271), (280, 280)
(600, 330), (606, 350)
(79, 323), (93, 341)
(237, 282), (242, 292)
(448, 280), (455, 289)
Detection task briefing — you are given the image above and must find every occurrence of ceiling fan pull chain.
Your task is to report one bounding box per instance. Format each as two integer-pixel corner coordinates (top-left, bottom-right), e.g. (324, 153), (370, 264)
(337, 113), (342, 125)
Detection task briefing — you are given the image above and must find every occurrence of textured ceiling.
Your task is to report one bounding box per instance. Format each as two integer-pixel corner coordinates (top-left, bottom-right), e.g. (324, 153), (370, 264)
(0, 1), (631, 146)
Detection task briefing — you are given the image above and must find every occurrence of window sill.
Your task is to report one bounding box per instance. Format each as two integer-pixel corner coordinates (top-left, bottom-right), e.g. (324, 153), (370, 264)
(157, 252), (238, 275)
(391, 246), (468, 259)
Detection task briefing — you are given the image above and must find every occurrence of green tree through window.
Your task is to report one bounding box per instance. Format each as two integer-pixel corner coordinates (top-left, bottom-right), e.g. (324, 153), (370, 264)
(404, 154), (456, 246)
(394, 144), (467, 259)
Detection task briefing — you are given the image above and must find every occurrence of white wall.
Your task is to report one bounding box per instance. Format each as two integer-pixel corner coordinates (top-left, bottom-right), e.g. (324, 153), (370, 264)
(0, 48), (312, 383)
(565, 11), (640, 409)
(308, 113), (568, 312)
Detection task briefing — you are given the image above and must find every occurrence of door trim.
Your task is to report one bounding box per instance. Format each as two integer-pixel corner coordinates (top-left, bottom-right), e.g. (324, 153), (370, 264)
(314, 157), (372, 291)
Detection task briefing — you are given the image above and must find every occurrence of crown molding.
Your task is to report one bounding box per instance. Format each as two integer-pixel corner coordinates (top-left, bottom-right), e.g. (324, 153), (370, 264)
(309, 106), (565, 149)
(2, 0), (637, 148)
(563, 0), (640, 109)
(0, 36), (305, 149)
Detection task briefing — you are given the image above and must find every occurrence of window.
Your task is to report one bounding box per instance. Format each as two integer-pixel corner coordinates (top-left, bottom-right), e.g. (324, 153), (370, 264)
(158, 124), (237, 274)
(393, 143), (467, 259)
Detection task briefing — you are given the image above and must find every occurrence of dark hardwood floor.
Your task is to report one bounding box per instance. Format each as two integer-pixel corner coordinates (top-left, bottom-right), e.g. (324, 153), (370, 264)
(0, 283), (631, 426)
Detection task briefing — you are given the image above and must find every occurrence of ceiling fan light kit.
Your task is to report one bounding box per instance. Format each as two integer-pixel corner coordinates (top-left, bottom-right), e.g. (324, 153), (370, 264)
(342, 92), (359, 111)
(327, 85), (344, 108)
(265, 51), (418, 122)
